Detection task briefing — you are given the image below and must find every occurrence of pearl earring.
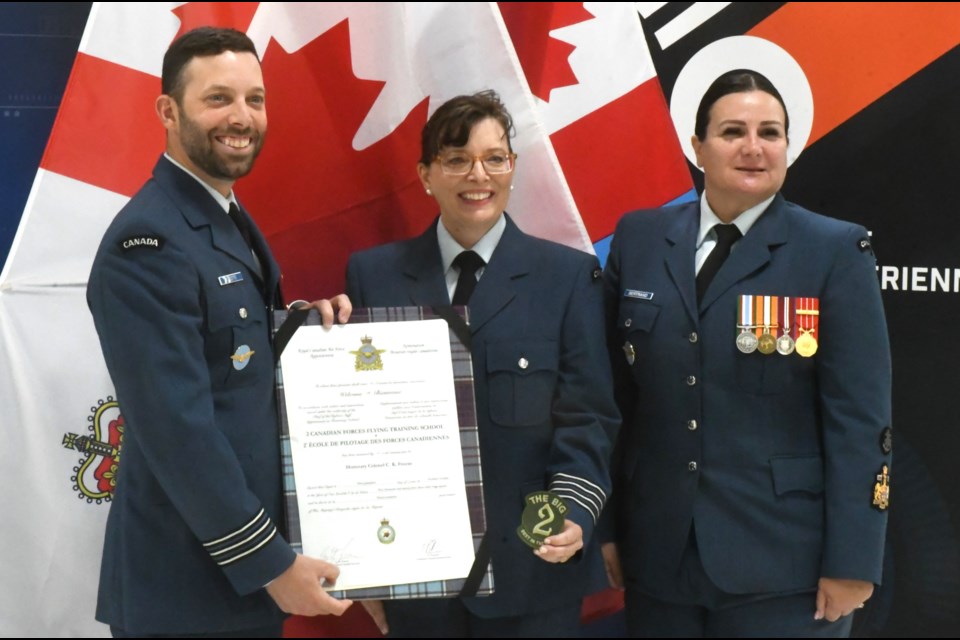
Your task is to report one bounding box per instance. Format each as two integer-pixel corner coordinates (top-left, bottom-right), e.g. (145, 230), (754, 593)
(510, 184), (514, 191)
(426, 188), (432, 195)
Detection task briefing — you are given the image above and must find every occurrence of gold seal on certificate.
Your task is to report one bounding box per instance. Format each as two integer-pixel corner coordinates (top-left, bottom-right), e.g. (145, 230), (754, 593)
(350, 335), (385, 371)
(517, 491), (567, 549)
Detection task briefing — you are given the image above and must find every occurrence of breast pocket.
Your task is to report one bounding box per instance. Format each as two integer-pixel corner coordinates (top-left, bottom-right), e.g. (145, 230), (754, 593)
(735, 347), (814, 395)
(205, 284), (268, 389)
(487, 340), (559, 427)
(617, 301), (661, 372)
(770, 454), (825, 496)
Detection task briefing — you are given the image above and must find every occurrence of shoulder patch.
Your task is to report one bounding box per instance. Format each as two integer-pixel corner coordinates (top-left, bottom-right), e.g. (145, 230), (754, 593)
(857, 237), (874, 256)
(119, 235), (165, 252)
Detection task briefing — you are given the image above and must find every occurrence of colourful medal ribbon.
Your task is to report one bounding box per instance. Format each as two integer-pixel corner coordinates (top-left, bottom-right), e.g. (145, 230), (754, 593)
(758, 296), (777, 354)
(736, 295), (758, 353)
(754, 295), (763, 339)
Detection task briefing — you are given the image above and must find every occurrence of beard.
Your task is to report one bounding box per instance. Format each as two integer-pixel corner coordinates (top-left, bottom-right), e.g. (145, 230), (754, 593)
(177, 110), (265, 181)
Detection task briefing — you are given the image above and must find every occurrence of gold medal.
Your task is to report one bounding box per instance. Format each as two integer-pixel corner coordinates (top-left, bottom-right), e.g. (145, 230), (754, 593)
(795, 331), (818, 357)
(757, 296), (778, 354)
(794, 297), (820, 358)
(758, 333), (777, 354)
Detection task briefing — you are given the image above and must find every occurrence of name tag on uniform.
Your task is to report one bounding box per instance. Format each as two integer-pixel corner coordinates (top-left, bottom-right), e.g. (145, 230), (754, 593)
(624, 289), (654, 301)
(218, 272), (244, 286)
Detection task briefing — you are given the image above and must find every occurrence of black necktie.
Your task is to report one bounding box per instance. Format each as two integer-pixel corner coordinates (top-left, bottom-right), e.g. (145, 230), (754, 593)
(452, 250), (485, 305)
(228, 202), (254, 251)
(228, 202), (263, 271)
(696, 224), (742, 303)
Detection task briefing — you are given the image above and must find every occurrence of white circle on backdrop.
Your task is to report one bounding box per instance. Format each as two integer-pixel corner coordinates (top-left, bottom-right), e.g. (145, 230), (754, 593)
(670, 35), (814, 169)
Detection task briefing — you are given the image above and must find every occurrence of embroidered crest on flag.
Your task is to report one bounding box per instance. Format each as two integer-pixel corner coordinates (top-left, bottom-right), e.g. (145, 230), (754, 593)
(61, 397), (125, 504)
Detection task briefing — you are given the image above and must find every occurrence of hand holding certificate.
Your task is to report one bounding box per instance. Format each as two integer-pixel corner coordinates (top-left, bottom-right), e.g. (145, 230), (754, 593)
(274, 307), (492, 599)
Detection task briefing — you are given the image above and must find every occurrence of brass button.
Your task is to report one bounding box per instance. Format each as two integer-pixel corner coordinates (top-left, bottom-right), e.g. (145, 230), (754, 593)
(688, 461), (698, 472)
(238, 307), (248, 319)
(687, 420), (698, 431)
(518, 357), (529, 369)
(689, 332), (698, 343)
(686, 375), (697, 386)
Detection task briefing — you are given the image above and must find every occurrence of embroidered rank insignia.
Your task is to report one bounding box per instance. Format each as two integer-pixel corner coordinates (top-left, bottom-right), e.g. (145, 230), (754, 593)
(624, 289), (654, 300)
(872, 464), (890, 511)
(880, 427), (893, 455)
(517, 491), (567, 549)
(231, 345), (255, 370)
(119, 235), (164, 252)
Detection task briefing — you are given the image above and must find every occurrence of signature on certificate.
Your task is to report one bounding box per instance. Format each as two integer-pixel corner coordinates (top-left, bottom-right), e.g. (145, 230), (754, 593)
(422, 538), (449, 559)
(319, 538), (360, 565)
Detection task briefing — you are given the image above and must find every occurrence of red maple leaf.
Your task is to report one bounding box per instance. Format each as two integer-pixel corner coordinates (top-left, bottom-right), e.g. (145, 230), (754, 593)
(498, 2), (595, 102)
(172, 2), (260, 38)
(238, 19), (433, 300)
(41, 3), (261, 197)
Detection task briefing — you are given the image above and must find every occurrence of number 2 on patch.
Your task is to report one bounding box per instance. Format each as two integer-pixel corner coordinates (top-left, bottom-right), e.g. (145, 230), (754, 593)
(532, 504), (555, 536)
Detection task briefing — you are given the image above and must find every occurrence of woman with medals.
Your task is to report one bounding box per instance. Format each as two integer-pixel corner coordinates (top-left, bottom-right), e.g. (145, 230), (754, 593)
(601, 70), (892, 637)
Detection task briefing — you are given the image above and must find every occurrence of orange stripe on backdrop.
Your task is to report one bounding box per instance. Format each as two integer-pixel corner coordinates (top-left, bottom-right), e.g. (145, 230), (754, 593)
(41, 53), (162, 197)
(749, 2), (960, 147)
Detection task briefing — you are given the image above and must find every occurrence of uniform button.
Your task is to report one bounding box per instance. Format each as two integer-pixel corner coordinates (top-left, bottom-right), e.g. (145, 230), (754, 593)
(624, 318), (632, 328)
(686, 375), (697, 386)
(688, 331), (698, 343)
(687, 419), (698, 431)
(238, 307), (248, 319)
(518, 357), (529, 369)
(688, 461), (698, 472)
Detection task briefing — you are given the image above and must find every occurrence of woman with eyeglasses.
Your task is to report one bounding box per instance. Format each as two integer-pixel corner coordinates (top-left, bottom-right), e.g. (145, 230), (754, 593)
(346, 90), (619, 637)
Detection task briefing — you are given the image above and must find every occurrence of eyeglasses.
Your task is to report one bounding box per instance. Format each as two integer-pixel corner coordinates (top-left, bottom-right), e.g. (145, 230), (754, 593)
(434, 151), (517, 176)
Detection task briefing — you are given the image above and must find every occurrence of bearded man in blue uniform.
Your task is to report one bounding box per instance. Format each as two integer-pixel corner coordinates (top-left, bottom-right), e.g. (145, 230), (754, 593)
(87, 27), (351, 637)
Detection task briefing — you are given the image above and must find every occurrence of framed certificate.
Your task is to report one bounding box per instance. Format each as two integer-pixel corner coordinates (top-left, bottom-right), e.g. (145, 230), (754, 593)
(272, 306), (492, 600)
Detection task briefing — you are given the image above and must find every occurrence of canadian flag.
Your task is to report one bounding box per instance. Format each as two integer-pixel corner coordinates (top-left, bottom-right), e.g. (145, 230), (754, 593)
(0, 2), (690, 637)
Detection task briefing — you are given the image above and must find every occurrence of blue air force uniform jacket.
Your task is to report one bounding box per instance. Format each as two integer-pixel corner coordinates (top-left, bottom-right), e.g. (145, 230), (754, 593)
(604, 195), (892, 598)
(87, 157), (294, 633)
(346, 216), (619, 618)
